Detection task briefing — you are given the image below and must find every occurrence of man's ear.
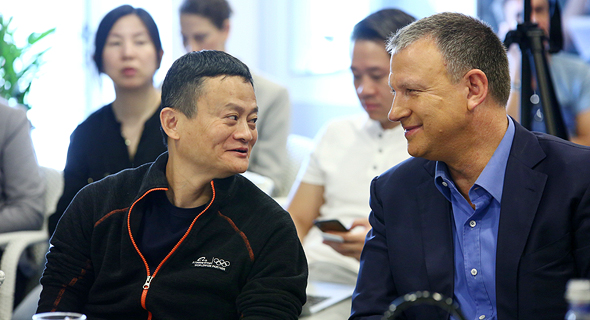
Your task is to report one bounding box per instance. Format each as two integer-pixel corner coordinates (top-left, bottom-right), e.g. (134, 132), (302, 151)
(464, 69), (488, 111)
(160, 107), (181, 141)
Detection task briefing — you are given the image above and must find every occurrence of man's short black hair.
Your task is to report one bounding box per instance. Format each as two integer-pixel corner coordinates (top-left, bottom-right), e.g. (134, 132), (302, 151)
(351, 8), (416, 43)
(160, 50), (253, 145)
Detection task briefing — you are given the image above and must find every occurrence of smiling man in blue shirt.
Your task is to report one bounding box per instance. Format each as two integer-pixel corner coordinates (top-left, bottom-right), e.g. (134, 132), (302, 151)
(350, 12), (590, 320)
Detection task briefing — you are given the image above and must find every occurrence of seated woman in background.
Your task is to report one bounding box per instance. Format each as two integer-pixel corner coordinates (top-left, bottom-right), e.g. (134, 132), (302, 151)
(48, 5), (166, 234)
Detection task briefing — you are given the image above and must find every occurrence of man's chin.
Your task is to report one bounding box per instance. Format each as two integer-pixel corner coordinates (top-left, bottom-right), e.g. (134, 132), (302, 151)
(226, 164), (250, 176)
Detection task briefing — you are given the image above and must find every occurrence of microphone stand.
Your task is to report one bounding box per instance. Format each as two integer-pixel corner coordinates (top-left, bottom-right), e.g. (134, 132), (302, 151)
(503, 0), (568, 139)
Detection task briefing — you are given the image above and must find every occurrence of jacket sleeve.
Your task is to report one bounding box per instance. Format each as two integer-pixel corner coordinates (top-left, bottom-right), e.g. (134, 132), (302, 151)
(237, 212), (308, 319)
(38, 187), (96, 313)
(0, 106), (45, 233)
(350, 177), (401, 320)
(574, 181), (590, 277)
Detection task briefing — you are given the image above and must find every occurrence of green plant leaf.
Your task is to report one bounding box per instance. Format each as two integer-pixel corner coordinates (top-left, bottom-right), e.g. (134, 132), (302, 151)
(0, 15), (55, 110)
(27, 27), (56, 45)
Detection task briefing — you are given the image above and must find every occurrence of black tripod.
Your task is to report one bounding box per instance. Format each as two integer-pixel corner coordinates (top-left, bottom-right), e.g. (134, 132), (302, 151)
(503, 0), (568, 139)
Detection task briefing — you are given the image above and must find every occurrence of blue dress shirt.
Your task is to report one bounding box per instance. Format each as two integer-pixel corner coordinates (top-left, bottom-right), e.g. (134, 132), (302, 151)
(434, 117), (515, 320)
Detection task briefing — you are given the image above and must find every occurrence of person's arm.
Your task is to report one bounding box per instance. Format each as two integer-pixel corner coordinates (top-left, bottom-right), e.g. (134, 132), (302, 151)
(321, 217), (371, 261)
(248, 85), (290, 196)
(572, 109), (590, 145)
(506, 44), (523, 121)
(38, 188), (95, 312)
(350, 177), (399, 320)
(237, 211), (308, 319)
(286, 181), (324, 242)
(571, 60), (590, 146)
(0, 106), (44, 233)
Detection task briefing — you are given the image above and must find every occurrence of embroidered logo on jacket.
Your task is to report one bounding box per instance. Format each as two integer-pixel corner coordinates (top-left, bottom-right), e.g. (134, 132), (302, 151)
(192, 256), (231, 271)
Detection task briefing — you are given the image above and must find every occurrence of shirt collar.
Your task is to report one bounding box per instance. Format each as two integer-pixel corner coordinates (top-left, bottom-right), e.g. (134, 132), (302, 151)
(435, 116), (515, 203)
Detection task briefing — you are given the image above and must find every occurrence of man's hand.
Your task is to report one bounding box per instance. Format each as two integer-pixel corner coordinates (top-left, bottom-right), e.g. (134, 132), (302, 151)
(322, 218), (371, 261)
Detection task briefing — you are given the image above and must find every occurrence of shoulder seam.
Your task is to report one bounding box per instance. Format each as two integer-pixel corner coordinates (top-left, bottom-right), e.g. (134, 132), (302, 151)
(94, 207), (128, 227)
(217, 211), (255, 261)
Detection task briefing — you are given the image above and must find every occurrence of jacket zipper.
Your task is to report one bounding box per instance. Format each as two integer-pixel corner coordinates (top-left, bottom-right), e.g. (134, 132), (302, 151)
(128, 182), (217, 317)
(126, 187), (166, 318)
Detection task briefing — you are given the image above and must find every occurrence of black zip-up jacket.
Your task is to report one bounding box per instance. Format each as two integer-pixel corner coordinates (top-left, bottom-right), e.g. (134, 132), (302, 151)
(38, 152), (308, 320)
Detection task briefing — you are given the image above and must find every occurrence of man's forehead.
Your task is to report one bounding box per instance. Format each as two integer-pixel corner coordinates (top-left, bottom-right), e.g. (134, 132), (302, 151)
(197, 76), (256, 109)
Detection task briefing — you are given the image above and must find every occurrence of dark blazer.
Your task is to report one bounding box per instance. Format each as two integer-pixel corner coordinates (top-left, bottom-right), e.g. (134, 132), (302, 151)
(350, 121), (590, 320)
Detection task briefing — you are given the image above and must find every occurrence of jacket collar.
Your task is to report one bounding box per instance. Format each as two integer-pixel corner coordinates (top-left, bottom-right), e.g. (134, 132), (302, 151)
(136, 151), (240, 208)
(495, 119), (547, 318)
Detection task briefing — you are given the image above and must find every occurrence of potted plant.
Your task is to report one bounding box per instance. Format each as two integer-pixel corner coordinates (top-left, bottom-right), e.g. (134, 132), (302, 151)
(0, 15), (55, 110)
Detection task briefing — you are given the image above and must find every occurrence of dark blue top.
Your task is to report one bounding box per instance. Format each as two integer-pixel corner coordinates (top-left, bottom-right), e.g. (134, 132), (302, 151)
(138, 191), (206, 271)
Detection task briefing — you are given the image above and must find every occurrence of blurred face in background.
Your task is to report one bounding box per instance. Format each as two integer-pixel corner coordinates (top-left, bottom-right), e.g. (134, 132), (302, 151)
(502, 0), (551, 36)
(102, 14), (161, 90)
(180, 14), (229, 52)
(351, 39), (398, 129)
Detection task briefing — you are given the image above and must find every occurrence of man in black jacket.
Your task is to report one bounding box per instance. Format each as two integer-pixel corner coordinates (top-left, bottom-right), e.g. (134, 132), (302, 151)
(37, 50), (308, 320)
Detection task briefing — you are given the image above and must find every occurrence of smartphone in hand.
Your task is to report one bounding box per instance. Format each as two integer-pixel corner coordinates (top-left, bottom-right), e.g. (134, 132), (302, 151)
(313, 219), (349, 232)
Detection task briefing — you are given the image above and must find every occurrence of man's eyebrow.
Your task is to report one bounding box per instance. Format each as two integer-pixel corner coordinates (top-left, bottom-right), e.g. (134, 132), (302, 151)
(398, 79), (424, 89)
(224, 105), (259, 114)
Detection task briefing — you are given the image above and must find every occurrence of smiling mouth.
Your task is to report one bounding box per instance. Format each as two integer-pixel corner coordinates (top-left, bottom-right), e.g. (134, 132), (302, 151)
(230, 148), (248, 154)
(402, 124), (421, 136)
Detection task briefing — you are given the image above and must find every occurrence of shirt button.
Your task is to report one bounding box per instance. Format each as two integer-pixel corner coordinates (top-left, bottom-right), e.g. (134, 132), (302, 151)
(479, 315), (486, 320)
(469, 220), (476, 228)
(373, 166), (377, 170)
(378, 148), (383, 153)
(471, 268), (478, 276)
(442, 181), (448, 187)
(87, 178), (94, 184)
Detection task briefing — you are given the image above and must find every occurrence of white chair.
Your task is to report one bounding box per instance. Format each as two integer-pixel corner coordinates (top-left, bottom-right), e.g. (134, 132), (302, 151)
(274, 134), (315, 206)
(0, 166), (63, 320)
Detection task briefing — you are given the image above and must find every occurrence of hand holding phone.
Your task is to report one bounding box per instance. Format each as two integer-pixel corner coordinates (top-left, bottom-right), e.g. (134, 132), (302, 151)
(313, 219), (349, 232)
(314, 219), (349, 243)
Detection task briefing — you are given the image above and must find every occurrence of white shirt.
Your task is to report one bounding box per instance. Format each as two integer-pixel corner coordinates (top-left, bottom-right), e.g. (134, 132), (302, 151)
(300, 113), (410, 273)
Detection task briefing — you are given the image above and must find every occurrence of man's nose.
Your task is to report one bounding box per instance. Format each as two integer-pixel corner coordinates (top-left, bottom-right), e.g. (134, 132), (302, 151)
(234, 121), (254, 142)
(357, 79), (376, 97)
(388, 96), (410, 122)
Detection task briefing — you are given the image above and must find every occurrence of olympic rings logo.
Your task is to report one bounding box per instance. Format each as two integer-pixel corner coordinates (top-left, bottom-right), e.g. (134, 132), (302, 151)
(213, 257), (231, 268)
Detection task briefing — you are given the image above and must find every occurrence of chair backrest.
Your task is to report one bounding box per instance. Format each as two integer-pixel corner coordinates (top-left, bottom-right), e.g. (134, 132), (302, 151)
(0, 166), (63, 320)
(29, 166), (63, 266)
(282, 134), (315, 197)
(39, 167), (64, 232)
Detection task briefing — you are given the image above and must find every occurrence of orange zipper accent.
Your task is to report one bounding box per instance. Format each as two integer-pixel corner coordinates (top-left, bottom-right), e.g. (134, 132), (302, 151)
(127, 187), (167, 310)
(130, 182), (217, 312)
